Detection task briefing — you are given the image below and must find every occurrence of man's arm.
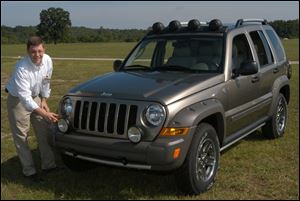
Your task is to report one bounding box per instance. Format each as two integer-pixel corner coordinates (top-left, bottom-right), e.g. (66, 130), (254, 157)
(14, 67), (58, 123)
(40, 97), (50, 112)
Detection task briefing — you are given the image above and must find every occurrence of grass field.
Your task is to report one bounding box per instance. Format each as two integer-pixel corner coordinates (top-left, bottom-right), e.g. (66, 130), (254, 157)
(1, 39), (299, 61)
(1, 41), (299, 199)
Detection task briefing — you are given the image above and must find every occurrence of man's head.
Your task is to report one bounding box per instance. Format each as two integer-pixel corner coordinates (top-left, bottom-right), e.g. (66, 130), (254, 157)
(27, 36), (45, 65)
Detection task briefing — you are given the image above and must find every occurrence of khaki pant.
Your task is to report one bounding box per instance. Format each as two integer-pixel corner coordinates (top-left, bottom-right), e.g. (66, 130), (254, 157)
(7, 94), (56, 176)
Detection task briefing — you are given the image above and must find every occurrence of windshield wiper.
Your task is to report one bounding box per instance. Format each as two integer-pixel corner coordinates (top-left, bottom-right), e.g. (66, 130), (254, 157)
(153, 65), (195, 72)
(122, 64), (151, 71)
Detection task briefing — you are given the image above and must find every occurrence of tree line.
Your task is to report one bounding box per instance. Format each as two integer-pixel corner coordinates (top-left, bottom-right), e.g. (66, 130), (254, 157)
(1, 19), (298, 44)
(269, 19), (299, 39)
(1, 25), (148, 44)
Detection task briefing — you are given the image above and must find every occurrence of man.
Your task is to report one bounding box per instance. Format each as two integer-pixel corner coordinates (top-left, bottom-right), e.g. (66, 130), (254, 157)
(6, 36), (59, 182)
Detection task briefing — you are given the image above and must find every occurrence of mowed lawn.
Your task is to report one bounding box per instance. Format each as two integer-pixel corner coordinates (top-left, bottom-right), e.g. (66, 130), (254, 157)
(1, 41), (299, 199)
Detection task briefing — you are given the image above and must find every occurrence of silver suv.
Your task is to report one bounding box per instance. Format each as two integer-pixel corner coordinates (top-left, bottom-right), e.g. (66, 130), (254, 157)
(53, 19), (291, 194)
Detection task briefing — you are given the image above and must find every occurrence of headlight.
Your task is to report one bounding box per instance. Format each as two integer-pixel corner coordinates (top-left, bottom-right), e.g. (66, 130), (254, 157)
(62, 98), (73, 116)
(145, 104), (165, 126)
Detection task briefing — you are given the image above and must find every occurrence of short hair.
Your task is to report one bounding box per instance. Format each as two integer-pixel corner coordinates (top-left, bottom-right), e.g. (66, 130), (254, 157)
(27, 36), (43, 50)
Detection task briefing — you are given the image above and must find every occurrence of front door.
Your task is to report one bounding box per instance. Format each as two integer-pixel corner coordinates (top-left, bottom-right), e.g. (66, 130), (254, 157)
(225, 33), (261, 136)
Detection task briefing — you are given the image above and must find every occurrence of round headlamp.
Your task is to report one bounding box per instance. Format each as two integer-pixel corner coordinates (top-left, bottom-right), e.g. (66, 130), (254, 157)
(128, 126), (143, 143)
(58, 119), (70, 133)
(62, 98), (73, 116)
(145, 104), (165, 126)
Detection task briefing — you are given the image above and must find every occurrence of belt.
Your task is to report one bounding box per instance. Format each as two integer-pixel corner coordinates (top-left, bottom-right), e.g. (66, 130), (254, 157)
(6, 88), (38, 99)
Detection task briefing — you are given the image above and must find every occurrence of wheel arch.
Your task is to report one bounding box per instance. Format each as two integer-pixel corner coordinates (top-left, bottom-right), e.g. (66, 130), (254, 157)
(279, 84), (290, 104)
(269, 75), (290, 116)
(168, 99), (225, 147)
(197, 113), (225, 147)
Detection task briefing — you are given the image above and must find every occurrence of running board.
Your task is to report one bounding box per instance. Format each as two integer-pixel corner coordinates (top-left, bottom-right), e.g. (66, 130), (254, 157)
(220, 123), (265, 152)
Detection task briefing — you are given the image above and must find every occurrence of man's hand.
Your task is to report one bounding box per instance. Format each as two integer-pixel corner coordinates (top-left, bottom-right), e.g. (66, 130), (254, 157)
(40, 98), (50, 112)
(45, 112), (59, 123)
(34, 107), (59, 123)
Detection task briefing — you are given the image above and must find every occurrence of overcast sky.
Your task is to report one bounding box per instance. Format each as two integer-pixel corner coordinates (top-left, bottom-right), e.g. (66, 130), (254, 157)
(1, 1), (299, 29)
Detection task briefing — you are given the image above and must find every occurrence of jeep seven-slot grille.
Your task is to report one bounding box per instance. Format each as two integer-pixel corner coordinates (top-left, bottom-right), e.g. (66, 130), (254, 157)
(73, 100), (138, 137)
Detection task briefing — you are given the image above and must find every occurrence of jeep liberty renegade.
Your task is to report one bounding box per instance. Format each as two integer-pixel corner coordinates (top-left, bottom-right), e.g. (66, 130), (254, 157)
(53, 19), (291, 194)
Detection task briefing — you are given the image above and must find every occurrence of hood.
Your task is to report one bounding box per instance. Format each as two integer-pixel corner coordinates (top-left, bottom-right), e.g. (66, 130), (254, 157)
(68, 71), (224, 105)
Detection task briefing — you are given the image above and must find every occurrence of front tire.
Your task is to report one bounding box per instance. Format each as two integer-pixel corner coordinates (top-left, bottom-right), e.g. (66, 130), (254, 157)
(262, 93), (288, 139)
(176, 123), (220, 195)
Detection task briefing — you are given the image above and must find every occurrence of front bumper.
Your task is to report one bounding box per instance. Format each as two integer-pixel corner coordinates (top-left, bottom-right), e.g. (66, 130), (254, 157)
(54, 127), (195, 171)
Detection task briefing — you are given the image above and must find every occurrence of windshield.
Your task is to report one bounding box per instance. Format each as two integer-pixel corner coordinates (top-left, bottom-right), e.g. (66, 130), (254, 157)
(122, 35), (224, 73)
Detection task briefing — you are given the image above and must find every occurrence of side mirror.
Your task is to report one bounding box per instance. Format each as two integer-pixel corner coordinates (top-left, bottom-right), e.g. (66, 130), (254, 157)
(239, 61), (258, 75)
(232, 61), (258, 78)
(113, 60), (122, 72)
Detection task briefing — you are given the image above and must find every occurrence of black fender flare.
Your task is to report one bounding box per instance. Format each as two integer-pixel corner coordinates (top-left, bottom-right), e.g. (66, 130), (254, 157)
(167, 98), (225, 145)
(268, 75), (290, 117)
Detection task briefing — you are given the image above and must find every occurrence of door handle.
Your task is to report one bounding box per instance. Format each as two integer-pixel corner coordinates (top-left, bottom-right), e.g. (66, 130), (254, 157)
(251, 75), (260, 83)
(273, 67), (279, 73)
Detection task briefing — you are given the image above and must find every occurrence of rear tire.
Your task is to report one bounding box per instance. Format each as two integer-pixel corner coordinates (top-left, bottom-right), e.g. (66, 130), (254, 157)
(262, 94), (288, 139)
(176, 123), (220, 195)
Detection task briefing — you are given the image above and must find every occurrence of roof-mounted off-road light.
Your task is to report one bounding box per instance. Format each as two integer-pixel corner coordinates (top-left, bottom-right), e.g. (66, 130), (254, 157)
(152, 22), (165, 34)
(209, 19), (223, 31)
(168, 20), (181, 32)
(188, 19), (201, 31)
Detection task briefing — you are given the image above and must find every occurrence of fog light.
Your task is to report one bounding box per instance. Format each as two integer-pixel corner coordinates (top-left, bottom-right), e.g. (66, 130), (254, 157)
(128, 127), (143, 143)
(58, 119), (69, 133)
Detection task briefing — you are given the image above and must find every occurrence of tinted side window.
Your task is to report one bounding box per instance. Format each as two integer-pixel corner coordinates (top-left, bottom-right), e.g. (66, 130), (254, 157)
(250, 31), (274, 67)
(232, 34), (253, 70)
(265, 29), (285, 61)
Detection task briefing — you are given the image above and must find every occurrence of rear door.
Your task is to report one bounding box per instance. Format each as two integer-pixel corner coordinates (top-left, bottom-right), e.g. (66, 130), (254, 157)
(247, 28), (276, 118)
(264, 27), (289, 78)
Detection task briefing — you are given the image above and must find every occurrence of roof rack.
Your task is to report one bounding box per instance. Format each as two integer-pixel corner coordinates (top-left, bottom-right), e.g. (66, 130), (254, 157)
(235, 19), (268, 28)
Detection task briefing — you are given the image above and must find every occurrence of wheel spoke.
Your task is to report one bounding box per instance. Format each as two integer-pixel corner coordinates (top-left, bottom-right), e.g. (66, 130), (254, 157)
(202, 142), (210, 153)
(205, 155), (216, 166)
(195, 137), (217, 182)
(276, 97), (287, 133)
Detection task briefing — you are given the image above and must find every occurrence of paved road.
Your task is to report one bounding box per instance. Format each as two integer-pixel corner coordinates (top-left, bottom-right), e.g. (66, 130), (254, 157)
(1, 56), (299, 64)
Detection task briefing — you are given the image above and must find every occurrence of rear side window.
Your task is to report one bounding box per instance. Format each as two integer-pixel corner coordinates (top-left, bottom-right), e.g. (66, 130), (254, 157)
(265, 29), (285, 61)
(249, 31), (274, 67)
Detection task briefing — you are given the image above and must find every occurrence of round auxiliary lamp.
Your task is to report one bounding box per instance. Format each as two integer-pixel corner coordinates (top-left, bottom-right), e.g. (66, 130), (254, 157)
(188, 19), (201, 31)
(152, 22), (165, 34)
(168, 20), (181, 32)
(209, 19), (223, 31)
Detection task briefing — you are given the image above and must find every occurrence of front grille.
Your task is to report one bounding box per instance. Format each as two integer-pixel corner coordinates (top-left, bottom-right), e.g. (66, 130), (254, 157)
(73, 100), (138, 138)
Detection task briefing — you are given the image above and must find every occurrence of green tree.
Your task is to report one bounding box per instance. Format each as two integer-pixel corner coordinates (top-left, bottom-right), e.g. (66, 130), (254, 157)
(37, 7), (71, 44)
